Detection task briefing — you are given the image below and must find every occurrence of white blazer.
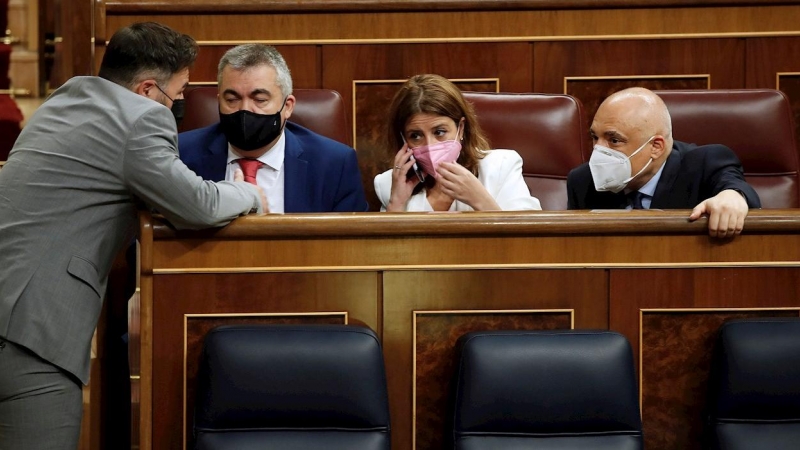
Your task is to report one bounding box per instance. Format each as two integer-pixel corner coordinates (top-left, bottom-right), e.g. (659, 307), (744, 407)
(374, 149), (542, 211)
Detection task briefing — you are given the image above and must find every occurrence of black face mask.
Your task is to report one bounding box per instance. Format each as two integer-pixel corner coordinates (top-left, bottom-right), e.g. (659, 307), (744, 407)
(219, 100), (286, 151)
(170, 99), (185, 122)
(154, 84), (185, 123)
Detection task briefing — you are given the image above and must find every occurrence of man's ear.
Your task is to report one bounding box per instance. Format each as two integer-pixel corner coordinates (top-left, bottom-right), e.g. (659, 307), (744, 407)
(282, 94), (296, 120)
(650, 136), (667, 159)
(134, 79), (158, 99)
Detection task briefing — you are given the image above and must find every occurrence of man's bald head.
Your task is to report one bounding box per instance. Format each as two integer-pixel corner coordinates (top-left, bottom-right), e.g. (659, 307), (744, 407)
(598, 87), (673, 146)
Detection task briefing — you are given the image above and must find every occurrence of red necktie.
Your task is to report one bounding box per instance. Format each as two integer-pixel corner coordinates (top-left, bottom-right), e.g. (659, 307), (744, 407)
(237, 159), (263, 185)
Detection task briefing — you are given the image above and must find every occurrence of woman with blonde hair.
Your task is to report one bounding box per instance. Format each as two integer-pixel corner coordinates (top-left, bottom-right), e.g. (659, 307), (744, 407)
(374, 74), (541, 211)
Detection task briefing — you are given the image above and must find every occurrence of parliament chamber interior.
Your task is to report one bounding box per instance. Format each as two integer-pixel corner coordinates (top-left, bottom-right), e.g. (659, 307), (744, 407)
(3, 0), (800, 449)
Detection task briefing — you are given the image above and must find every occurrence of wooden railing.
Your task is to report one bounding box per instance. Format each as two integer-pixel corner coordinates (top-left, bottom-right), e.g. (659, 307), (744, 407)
(104, 0), (800, 13)
(132, 210), (800, 450)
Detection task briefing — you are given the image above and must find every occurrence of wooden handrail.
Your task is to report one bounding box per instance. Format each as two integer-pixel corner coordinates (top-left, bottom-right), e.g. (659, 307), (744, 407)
(148, 209), (800, 239)
(104, 0), (800, 14)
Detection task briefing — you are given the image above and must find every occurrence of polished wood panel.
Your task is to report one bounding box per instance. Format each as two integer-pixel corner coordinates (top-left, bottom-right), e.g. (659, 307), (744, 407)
(190, 45), (321, 88)
(128, 291), (140, 449)
(745, 37), (800, 88)
(534, 38), (744, 96)
(414, 310), (572, 450)
(640, 308), (800, 450)
(104, 0), (800, 14)
(323, 43), (531, 119)
(747, 37), (800, 157)
(779, 74), (800, 157)
(50, 0), (93, 85)
(609, 268), (800, 450)
(92, 19), (800, 169)
(103, 6), (800, 42)
(150, 272), (378, 450)
(354, 79), (499, 211)
(184, 313), (346, 449)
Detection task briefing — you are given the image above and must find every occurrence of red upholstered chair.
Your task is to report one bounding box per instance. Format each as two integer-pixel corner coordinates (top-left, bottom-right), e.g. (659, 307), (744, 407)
(0, 95), (23, 160)
(0, 44), (10, 90)
(463, 92), (588, 210)
(1, 0), (10, 89)
(0, 0), (20, 160)
(654, 90), (799, 208)
(179, 86), (351, 147)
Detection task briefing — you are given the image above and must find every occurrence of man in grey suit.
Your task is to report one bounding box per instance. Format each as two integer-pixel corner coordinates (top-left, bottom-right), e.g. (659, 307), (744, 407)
(0, 22), (265, 449)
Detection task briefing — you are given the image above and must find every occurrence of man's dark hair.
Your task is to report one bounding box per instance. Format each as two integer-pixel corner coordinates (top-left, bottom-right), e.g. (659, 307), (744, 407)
(98, 22), (198, 89)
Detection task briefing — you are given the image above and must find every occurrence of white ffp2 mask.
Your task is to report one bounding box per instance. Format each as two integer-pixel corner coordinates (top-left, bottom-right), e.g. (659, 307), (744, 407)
(589, 136), (655, 193)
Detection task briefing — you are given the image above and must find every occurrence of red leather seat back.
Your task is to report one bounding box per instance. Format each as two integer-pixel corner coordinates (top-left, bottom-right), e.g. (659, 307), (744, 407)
(655, 89), (799, 208)
(0, 95), (22, 160)
(180, 86), (351, 147)
(463, 92), (588, 210)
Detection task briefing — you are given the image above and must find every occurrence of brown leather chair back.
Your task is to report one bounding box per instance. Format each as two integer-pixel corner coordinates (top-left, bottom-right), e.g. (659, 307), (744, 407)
(179, 86), (352, 146)
(463, 92), (589, 210)
(655, 89), (800, 208)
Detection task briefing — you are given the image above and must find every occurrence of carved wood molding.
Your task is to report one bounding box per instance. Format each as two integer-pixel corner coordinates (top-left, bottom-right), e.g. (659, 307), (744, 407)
(104, 0), (800, 14)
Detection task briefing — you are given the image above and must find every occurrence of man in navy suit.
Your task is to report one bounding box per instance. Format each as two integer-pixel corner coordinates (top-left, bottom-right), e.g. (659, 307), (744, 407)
(567, 87), (760, 239)
(179, 44), (367, 213)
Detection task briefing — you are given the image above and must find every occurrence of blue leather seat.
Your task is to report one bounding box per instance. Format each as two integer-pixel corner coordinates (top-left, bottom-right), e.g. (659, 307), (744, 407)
(707, 318), (800, 450)
(452, 329), (643, 450)
(194, 324), (390, 450)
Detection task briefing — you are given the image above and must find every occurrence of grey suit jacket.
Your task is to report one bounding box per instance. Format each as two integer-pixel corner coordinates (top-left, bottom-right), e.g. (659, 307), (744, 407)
(0, 76), (261, 383)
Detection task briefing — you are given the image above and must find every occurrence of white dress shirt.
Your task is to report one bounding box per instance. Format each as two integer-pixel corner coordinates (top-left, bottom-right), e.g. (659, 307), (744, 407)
(225, 132), (286, 213)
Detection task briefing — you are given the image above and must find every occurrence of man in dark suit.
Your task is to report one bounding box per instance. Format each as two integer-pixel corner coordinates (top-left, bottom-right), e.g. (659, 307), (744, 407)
(179, 44), (367, 213)
(567, 87), (760, 239)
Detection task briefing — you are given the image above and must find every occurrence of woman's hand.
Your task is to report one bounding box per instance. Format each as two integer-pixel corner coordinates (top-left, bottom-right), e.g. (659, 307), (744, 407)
(386, 144), (420, 211)
(437, 161), (500, 211)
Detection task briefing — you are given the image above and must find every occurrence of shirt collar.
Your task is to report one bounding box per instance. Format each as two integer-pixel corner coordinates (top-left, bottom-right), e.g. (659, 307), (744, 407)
(635, 161), (665, 197)
(226, 131), (286, 170)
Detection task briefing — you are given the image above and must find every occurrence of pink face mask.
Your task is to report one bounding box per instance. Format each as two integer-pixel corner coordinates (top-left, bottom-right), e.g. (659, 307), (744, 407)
(410, 125), (463, 179)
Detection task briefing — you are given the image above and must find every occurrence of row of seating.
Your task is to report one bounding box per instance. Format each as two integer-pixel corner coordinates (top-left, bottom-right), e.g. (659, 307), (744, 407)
(180, 87), (800, 210)
(194, 319), (800, 450)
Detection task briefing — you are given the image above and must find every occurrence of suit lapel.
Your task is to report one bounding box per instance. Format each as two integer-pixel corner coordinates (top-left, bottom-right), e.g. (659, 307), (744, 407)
(651, 147), (682, 209)
(283, 128), (309, 213)
(200, 128), (229, 181)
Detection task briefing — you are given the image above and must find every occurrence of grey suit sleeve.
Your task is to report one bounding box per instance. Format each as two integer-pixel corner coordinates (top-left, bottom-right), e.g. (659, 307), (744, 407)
(122, 106), (262, 229)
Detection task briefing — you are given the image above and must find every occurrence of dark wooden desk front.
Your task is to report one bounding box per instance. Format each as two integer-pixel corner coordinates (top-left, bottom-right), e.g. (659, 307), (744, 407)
(134, 210), (800, 450)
